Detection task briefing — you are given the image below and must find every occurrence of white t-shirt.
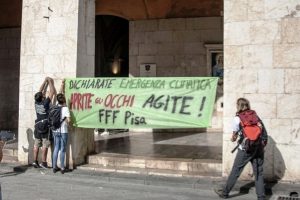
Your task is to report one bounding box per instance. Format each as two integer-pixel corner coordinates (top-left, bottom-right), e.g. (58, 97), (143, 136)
(232, 116), (241, 132)
(53, 106), (70, 133)
(232, 116), (243, 150)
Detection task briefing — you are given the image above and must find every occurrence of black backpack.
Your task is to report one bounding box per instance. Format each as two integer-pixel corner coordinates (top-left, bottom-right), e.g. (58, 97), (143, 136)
(48, 105), (65, 131)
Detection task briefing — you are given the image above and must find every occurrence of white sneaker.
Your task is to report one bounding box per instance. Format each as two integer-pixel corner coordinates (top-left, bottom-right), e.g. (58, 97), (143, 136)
(100, 131), (110, 136)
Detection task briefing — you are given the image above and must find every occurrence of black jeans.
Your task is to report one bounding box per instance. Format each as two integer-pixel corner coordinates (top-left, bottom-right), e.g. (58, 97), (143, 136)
(223, 148), (265, 200)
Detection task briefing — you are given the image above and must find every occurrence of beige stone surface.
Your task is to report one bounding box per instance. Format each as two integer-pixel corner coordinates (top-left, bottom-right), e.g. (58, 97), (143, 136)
(264, 0), (300, 19)
(285, 69), (300, 93)
(281, 18), (300, 43)
(224, 22), (250, 45)
(225, 69), (258, 93)
(245, 94), (277, 118)
(277, 94), (300, 119)
(292, 119), (300, 145)
(224, 45), (242, 69)
(224, 0), (300, 181)
(224, 0), (248, 23)
(242, 45), (273, 68)
(274, 44), (300, 68)
(248, 0), (265, 21)
(258, 69), (284, 93)
(274, 144), (300, 181)
(269, 119), (293, 144)
(20, 56), (44, 73)
(18, 0), (95, 166)
(249, 20), (280, 44)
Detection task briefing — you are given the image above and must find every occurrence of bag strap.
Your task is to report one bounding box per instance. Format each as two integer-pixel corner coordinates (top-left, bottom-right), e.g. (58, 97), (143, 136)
(35, 119), (48, 125)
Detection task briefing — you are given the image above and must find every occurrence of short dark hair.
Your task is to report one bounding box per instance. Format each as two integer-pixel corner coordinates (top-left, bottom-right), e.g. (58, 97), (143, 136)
(56, 93), (66, 104)
(34, 92), (43, 102)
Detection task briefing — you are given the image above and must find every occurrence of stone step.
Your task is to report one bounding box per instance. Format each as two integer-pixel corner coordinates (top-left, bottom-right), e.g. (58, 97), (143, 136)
(1, 141), (18, 163)
(77, 164), (222, 178)
(1, 155), (18, 163)
(87, 153), (222, 176)
(2, 147), (18, 157)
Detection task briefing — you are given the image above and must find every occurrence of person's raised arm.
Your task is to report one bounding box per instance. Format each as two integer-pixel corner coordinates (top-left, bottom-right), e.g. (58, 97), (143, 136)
(39, 77), (48, 94)
(47, 77), (56, 101)
(59, 79), (65, 94)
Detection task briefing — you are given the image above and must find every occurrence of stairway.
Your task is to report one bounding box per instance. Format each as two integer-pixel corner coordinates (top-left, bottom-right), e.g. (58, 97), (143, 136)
(1, 140), (18, 163)
(78, 152), (222, 177)
(78, 131), (223, 177)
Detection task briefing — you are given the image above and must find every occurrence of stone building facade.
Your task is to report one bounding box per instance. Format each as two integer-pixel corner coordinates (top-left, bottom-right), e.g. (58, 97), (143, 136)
(223, 0), (300, 181)
(0, 0), (300, 181)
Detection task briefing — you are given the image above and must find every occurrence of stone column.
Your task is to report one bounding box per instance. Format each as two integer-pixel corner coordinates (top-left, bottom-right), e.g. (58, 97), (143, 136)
(18, 0), (95, 168)
(223, 0), (300, 181)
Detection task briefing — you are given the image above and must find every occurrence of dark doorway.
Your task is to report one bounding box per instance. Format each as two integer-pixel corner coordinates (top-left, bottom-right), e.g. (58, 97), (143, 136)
(95, 15), (129, 77)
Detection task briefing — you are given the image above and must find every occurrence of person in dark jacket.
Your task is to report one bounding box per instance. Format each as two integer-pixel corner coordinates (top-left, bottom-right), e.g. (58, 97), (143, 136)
(33, 77), (56, 169)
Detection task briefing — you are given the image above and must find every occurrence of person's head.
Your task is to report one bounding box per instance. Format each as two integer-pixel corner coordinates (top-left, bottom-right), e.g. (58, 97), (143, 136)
(236, 98), (250, 113)
(216, 53), (223, 67)
(57, 93), (66, 105)
(34, 92), (45, 103)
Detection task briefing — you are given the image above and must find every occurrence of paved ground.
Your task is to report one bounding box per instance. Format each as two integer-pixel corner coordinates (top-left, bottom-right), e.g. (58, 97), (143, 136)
(0, 163), (300, 200)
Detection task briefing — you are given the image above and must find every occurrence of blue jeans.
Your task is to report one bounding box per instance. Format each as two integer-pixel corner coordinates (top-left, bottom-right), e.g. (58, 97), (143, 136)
(52, 132), (68, 169)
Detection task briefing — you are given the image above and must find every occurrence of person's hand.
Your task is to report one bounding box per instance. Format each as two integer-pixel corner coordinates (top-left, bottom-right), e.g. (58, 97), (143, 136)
(231, 134), (238, 142)
(262, 140), (267, 147)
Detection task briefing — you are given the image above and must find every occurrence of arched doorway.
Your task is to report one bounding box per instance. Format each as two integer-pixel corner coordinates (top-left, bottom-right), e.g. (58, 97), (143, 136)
(95, 15), (129, 77)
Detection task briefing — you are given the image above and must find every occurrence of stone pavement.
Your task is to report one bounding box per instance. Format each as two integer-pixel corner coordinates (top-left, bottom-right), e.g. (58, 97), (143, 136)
(0, 163), (300, 200)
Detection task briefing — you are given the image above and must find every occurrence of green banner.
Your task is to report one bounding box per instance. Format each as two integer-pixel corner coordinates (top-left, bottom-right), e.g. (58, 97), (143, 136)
(65, 77), (218, 129)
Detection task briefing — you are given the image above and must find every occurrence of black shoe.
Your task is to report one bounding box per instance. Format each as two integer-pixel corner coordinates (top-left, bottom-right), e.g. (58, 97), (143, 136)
(53, 167), (59, 173)
(32, 161), (40, 168)
(214, 188), (229, 199)
(60, 168), (65, 174)
(39, 162), (48, 169)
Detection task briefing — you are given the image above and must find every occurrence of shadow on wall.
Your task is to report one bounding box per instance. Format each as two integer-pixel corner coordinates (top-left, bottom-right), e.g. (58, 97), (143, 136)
(264, 136), (286, 198)
(22, 128), (35, 163)
(235, 136), (286, 199)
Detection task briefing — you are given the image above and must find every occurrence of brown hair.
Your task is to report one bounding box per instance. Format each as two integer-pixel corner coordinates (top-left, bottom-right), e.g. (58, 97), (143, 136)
(236, 98), (251, 113)
(56, 93), (66, 105)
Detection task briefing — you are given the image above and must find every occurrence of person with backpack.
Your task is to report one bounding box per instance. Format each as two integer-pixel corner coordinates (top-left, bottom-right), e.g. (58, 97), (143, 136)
(33, 77), (56, 169)
(51, 80), (71, 174)
(215, 98), (268, 200)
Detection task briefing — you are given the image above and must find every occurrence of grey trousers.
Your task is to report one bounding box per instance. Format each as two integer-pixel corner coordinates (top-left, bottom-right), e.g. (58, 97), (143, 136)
(223, 148), (265, 200)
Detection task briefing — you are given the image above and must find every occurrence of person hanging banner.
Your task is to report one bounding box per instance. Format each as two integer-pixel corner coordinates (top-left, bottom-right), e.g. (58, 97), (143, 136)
(65, 77), (218, 129)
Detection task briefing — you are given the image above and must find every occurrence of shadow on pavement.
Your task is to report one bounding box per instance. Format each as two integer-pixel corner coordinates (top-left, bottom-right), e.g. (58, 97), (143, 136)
(0, 164), (30, 178)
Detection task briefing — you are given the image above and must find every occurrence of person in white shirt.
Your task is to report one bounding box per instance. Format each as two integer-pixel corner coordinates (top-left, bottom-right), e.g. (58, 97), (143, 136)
(52, 80), (71, 174)
(214, 98), (268, 200)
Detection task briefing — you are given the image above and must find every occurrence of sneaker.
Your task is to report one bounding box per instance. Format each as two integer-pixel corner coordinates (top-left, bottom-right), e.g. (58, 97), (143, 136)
(100, 131), (110, 136)
(53, 167), (59, 173)
(214, 188), (229, 199)
(39, 162), (48, 169)
(32, 161), (40, 168)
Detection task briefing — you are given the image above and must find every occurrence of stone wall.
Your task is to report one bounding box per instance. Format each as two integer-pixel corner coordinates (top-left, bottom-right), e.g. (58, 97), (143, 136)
(18, 0), (95, 167)
(0, 28), (20, 133)
(223, 0), (300, 181)
(129, 17), (223, 77)
(129, 17), (223, 130)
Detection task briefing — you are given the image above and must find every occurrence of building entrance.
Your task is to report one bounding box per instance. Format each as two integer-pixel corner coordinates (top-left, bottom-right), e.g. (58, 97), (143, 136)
(95, 15), (129, 77)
